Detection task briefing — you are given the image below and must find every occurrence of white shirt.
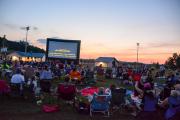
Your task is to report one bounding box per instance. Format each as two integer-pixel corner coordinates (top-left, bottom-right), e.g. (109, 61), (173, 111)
(40, 70), (52, 80)
(11, 74), (25, 84)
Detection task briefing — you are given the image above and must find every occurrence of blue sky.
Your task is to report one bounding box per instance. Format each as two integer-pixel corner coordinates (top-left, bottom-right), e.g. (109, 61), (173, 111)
(0, 0), (180, 63)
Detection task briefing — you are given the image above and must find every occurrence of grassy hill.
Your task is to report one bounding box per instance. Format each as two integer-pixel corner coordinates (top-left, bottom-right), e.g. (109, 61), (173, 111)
(0, 37), (45, 53)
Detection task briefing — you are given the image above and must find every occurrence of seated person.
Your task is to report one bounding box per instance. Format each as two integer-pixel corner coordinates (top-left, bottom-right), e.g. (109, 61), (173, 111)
(98, 87), (105, 95)
(96, 87), (111, 99)
(63, 74), (74, 86)
(64, 75), (70, 83)
(159, 82), (172, 101)
(139, 90), (158, 120)
(159, 83), (180, 119)
(69, 68), (81, 83)
(134, 78), (144, 97)
(127, 83), (153, 117)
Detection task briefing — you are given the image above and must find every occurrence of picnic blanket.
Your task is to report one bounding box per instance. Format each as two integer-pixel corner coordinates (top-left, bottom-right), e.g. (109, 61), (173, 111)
(81, 87), (99, 96)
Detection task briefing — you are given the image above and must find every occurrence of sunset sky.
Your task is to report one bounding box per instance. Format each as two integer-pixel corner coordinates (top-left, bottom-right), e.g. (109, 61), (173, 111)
(0, 0), (180, 64)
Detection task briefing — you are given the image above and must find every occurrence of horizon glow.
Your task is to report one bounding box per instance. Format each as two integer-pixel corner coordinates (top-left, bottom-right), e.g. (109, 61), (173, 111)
(0, 0), (180, 64)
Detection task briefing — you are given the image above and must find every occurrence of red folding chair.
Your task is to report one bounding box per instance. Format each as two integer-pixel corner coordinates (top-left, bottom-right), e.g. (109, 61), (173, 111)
(57, 83), (76, 104)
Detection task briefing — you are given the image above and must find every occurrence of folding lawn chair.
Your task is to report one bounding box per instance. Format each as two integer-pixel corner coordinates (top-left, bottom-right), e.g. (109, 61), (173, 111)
(111, 87), (126, 113)
(90, 94), (111, 117)
(57, 83), (76, 105)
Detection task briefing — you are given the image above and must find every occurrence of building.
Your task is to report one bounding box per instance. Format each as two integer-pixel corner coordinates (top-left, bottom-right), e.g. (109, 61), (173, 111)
(7, 51), (45, 62)
(95, 57), (119, 68)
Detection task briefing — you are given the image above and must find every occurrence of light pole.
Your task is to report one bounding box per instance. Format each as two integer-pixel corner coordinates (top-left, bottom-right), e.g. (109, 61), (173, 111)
(136, 43), (140, 71)
(137, 43), (140, 63)
(25, 26), (30, 54)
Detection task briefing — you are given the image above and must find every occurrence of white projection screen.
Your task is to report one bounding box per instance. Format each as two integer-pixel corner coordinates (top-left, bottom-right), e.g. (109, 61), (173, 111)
(46, 38), (81, 60)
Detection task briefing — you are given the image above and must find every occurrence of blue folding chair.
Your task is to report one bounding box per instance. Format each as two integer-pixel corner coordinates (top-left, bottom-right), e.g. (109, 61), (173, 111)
(90, 94), (110, 117)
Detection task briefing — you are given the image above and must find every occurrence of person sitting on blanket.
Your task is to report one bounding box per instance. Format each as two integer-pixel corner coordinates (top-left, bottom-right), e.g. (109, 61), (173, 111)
(159, 83), (180, 120)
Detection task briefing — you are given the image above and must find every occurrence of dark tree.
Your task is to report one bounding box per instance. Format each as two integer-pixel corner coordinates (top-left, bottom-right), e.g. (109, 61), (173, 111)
(165, 53), (180, 70)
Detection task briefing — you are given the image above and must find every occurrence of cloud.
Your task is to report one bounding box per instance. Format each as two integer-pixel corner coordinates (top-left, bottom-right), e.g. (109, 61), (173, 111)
(33, 27), (38, 30)
(37, 37), (74, 45)
(4, 23), (39, 31)
(20, 26), (38, 31)
(147, 42), (180, 48)
(4, 24), (18, 29)
(49, 36), (62, 39)
(37, 38), (46, 44)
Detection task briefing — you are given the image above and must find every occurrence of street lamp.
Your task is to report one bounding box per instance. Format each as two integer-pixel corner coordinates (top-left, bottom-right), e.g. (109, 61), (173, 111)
(137, 42), (140, 63)
(25, 26), (30, 54)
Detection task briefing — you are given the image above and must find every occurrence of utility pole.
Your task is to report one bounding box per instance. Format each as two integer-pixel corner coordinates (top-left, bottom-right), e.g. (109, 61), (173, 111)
(137, 43), (139, 63)
(136, 43), (140, 71)
(25, 26), (30, 54)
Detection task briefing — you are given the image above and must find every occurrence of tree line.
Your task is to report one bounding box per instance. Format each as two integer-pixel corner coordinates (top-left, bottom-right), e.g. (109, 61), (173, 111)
(0, 36), (45, 53)
(165, 53), (180, 70)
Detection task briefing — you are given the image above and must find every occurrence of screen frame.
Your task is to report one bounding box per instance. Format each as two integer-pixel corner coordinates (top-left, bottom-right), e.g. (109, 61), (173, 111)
(46, 38), (81, 63)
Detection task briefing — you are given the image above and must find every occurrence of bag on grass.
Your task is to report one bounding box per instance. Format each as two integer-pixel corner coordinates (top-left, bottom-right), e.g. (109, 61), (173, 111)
(42, 104), (60, 113)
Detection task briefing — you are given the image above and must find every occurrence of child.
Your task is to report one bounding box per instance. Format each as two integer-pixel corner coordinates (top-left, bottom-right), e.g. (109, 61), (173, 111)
(27, 76), (37, 92)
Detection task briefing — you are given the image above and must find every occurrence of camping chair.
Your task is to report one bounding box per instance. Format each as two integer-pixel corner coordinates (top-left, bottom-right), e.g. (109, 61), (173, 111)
(57, 83), (76, 105)
(90, 94), (111, 117)
(111, 88), (126, 113)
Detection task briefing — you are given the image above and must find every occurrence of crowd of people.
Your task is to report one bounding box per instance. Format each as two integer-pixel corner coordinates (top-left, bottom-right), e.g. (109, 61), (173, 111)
(0, 59), (180, 120)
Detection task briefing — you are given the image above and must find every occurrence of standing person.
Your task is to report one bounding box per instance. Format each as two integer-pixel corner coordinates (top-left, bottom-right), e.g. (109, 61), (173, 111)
(12, 60), (20, 73)
(40, 65), (53, 93)
(24, 65), (35, 82)
(11, 69), (25, 84)
(1, 61), (11, 79)
(10, 69), (25, 94)
(97, 64), (104, 80)
(1, 61), (10, 70)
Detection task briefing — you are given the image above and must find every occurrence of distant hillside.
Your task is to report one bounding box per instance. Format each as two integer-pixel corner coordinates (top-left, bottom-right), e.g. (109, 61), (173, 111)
(0, 37), (45, 53)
